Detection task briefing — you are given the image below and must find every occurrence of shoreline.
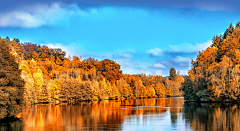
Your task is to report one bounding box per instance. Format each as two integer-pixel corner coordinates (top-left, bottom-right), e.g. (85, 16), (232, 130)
(184, 100), (240, 103)
(34, 95), (177, 105)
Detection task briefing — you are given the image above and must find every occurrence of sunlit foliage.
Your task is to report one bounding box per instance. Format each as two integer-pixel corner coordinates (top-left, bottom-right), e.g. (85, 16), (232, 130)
(0, 38), (25, 119)
(0, 36), (184, 111)
(182, 22), (240, 101)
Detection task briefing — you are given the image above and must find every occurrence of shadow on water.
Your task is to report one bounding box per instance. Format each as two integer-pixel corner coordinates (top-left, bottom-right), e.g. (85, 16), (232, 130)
(184, 102), (240, 131)
(0, 117), (23, 131)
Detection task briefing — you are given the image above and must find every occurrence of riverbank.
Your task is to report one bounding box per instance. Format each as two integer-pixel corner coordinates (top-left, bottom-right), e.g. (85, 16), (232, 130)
(40, 95), (169, 104)
(184, 98), (240, 103)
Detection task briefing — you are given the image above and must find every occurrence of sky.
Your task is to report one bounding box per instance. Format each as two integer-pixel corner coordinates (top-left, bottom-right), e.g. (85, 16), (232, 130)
(0, 0), (240, 76)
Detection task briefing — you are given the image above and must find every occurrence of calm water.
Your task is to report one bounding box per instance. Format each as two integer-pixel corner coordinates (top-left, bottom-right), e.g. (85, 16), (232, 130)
(1, 97), (240, 131)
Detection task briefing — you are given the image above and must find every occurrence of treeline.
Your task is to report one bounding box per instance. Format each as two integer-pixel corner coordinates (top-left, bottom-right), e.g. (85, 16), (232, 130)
(182, 22), (240, 102)
(0, 36), (184, 108)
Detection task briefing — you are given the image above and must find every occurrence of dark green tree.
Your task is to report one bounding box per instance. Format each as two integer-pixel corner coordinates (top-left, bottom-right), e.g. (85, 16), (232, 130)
(211, 35), (222, 49)
(211, 35), (222, 62)
(181, 76), (198, 101)
(236, 21), (240, 28)
(0, 38), (25, 119)
(169, 67), (177, 81)
(223, 23), (234, 39)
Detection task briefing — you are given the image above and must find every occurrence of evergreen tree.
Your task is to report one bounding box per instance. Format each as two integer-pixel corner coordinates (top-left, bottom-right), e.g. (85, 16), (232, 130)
(236, 21), (240, 28)
(181, 76), (197, 101)
(0, 38), (25, 119)
(223, 23), (234, 39)
(211, 35), (222, 49)
(169, 68), (177, 81)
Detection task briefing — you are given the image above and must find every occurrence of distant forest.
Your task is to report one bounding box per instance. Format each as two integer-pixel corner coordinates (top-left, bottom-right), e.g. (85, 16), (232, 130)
(0, 36), (183, 119)
(182, 22), (240, 102)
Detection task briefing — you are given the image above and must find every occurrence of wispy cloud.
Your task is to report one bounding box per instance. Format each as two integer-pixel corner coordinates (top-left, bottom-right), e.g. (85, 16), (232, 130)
(42, 42), (84, 57)
(0, 3), (60, 28)
(179, 69), (188, 75)
(152, 63), (166, 68)
(1, 0), (239, 13)
(43, 42), (135, 63)
(171, 56), (192, 63)
(0, 3), (95, 28)
(170, 56), (192, 67)
(168, 40), (212, 53)
(146, 47), (164, 56)
(112, 52), (133, 58)
(161, 61), (172, 66)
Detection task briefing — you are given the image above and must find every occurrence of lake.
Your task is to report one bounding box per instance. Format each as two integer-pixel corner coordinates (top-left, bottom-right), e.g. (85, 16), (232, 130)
(1, 97), (240, 131)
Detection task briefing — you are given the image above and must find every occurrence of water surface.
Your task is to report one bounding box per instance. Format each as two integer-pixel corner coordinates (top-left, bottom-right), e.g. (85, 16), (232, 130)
(1, 97), (240, 131)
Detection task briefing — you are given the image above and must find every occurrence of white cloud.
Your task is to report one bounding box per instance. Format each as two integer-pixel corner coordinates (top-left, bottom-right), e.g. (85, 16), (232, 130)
(179, 70), (188, 75)
(146, 47), (164, 56)
(0, 3), (93, 28)
(161, 61), (172, 66)
(42, 43), (78, 57)
(153, 63), (166, 68)
(155, 70), (163, 75)
(0, 11), (44, 28)
(42, 43), (134, 62)
(169, 40), (212, 53)
(0, 3), (60, 28)
(171, 56), (192, 63)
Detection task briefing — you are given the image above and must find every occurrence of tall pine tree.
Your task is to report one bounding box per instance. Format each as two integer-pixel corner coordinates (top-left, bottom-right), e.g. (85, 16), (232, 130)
(169, 68), (177, 81)
(223, 23), (234, 39)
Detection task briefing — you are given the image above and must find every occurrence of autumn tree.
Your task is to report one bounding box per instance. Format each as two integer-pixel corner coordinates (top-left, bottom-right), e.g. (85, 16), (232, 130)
(183, 22), (240, 101)
(97, 59), (122, 82)
(3, 36), (175, 105)
(0, 38), (25, 119)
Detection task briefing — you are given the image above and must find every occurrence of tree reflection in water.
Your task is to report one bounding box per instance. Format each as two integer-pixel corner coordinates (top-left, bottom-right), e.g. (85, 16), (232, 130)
(2, 98), (240, 131)
(0, 97), (187, 131)
(184, 102), (240, 131)
(0, 118), (23, 131)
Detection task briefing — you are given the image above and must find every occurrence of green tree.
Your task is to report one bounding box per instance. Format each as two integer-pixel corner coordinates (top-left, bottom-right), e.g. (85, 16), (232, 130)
(182, 76), (197, 101)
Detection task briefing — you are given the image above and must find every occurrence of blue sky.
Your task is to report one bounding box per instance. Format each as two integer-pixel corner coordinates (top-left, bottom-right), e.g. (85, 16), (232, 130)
(0, 0), (240, 76)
